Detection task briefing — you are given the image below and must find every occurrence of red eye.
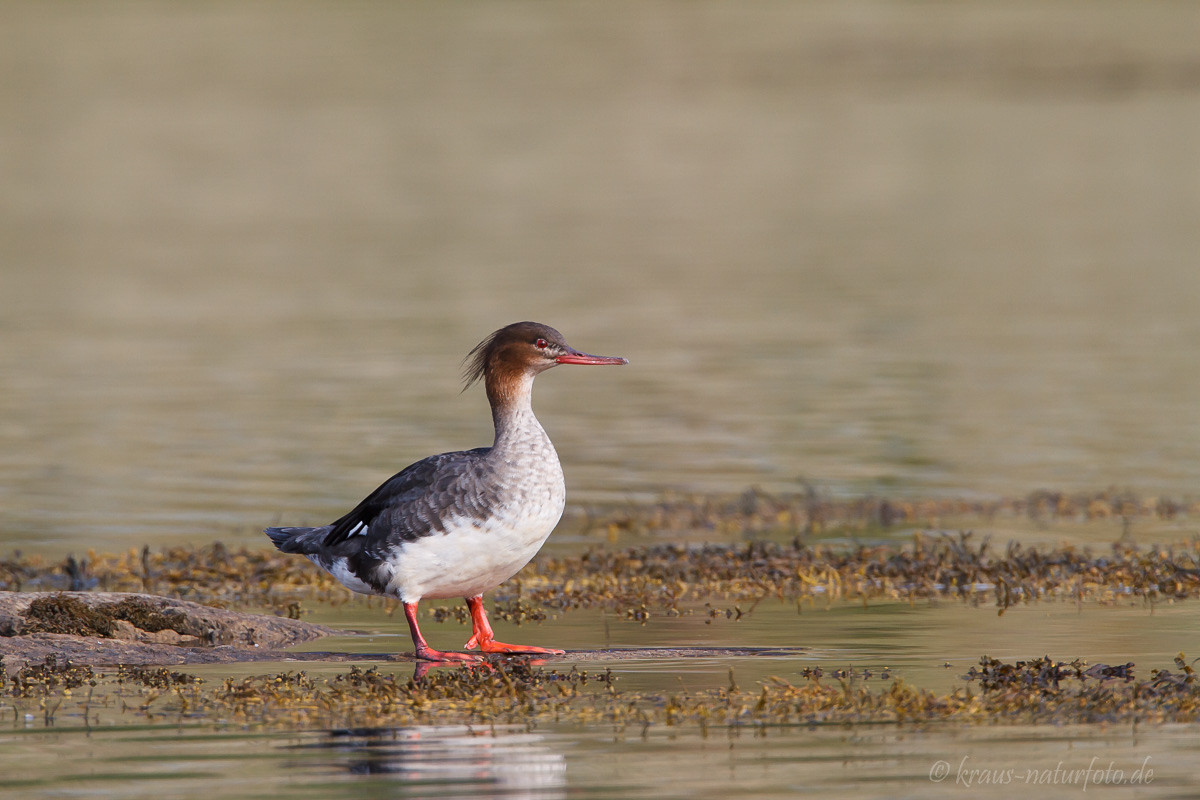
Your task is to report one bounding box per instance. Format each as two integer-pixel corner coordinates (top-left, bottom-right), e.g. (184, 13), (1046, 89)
(536, 338), (548, 349)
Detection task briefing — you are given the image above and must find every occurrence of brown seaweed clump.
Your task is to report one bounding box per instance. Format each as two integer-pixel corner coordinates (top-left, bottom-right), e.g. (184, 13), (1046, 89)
(508, 533), (1200, 619)
(148, 662), (614, 728)
(4, 654), (1199, 731)
(3, 533), (1198, 622)
(20, 594), (194, 639)
(956, 654), (1198, 724)
(0, 542), (346, 607)
(6, 654), (97, 698)
(114, 665), (203, 689)
(21, 595), (117, 637)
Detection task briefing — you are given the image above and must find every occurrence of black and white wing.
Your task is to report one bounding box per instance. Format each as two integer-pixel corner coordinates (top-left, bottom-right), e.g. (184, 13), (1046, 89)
(321, 447), (498, 549)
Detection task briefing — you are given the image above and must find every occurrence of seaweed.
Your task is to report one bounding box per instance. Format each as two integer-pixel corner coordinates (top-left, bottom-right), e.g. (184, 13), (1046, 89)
(16, 594), (193, 639)
(22, 594), (116, 637)
(5, 654), (1198, 729)
(6, 654), (96, 697)
(99, 597), (180, 634)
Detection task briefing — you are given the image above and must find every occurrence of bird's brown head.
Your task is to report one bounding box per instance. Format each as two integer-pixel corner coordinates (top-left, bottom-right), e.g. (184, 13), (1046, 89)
(463, 321), (627, 407)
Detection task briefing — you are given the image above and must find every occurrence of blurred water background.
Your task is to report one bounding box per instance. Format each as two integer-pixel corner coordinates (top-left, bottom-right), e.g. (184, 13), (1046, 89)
(2, 1), (1199, 553)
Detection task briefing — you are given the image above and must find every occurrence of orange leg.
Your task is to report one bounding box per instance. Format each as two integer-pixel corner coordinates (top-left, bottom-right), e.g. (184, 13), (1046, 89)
(403, 601), (482, 662)
(463, 595), (565, 655)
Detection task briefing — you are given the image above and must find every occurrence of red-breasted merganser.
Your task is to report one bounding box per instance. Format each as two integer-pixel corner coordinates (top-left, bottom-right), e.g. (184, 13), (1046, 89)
(265, 321), (627, 661)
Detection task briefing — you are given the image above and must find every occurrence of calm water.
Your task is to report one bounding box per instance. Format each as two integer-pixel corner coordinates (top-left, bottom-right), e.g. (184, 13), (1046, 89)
(3, 721), (1197, 800)
(3, 1), (1200, 552)
(3, 1), (1200, 797)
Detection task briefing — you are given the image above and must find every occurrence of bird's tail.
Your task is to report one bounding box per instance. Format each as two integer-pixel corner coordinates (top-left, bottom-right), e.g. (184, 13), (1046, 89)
(264, 526), (331, 555)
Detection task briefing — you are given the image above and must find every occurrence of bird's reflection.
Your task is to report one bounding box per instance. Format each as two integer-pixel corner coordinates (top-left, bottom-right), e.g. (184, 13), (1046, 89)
(286, 723), (568, 800)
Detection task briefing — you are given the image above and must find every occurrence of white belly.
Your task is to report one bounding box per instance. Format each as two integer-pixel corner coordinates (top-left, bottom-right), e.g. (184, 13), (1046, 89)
(386, 497), (564, 601)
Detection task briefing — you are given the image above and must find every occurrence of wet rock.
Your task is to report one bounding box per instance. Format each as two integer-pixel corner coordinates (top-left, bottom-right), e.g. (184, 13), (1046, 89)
(0, 591), (335, 670)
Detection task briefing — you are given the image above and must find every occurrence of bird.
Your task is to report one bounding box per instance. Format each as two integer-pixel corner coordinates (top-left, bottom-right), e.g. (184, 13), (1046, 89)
(265, 321), (627, 661)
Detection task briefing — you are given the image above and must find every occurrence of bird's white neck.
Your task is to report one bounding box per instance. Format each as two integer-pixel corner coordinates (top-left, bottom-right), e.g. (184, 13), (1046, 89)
(489, 373), (546, 452)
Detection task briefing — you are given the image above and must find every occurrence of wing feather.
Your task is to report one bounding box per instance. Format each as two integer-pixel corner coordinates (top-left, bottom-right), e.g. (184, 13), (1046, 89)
(321, 447), (495, 549)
